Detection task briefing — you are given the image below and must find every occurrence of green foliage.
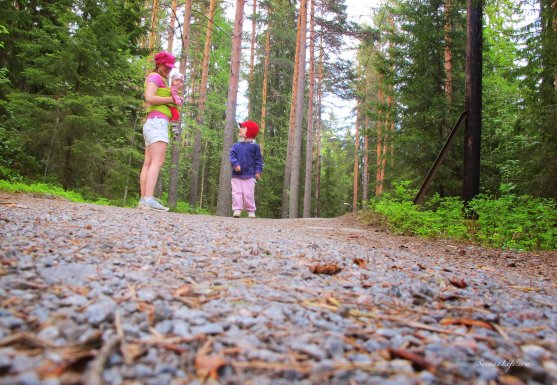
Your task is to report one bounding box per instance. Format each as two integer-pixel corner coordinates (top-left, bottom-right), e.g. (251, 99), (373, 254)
(175, 200), (210, 215)
(0, 0), (145, 202)
(467, 193), (557, 251)
(368, 182), (557, 251)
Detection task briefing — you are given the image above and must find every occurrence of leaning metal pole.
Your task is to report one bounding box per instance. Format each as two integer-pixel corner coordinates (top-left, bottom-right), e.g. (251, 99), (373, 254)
(413, 111), (469, 205)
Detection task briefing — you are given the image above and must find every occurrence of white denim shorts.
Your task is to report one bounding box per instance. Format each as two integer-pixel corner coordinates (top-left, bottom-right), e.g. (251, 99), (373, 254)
(143, 117), (169, 145)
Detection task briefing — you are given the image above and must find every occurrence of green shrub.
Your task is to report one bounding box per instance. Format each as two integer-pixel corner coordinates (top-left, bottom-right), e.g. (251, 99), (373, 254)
(367, 182), (557, 251)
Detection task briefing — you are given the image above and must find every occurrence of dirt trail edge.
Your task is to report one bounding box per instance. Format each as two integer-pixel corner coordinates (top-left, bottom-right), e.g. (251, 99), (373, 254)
(0, 192), (556, 385)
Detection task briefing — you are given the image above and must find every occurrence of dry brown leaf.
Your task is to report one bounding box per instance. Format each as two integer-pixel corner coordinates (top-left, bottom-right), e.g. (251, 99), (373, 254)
(326, 297), (341, 307)
(449, 278), (468, 289)
(174, 284), (192, 297)
(195, 353), (226, 380)
(499, 375), (527, 385)
(437, 293), (464, 301)
(309, 264), (342, 275)
(352, 258), (366, 268)
(440, 317), (494, 330)
(388, 348), (436, 373)
(121, 343), (146, 365)
(195, 338), (226, 380)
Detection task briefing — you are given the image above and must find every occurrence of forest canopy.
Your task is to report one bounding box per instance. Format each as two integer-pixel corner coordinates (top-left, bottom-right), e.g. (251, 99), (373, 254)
(0, 0), (555, 219)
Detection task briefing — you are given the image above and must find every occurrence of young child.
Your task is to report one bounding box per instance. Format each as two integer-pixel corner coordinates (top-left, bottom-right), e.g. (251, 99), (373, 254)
(229, 120), (263, 218)
(169, 72), (184, 135)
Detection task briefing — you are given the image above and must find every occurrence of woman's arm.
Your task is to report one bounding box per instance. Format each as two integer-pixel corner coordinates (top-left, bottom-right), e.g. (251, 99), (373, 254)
(144, 81), (173, 105)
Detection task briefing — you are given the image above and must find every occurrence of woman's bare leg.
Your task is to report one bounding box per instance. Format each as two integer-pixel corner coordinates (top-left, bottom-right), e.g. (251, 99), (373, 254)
(139, 147), (152, 198)
(144, 141), (167, 198)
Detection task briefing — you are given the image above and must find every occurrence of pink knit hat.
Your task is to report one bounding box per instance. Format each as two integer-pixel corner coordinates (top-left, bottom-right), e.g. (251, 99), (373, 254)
(154, 51), (176, 68)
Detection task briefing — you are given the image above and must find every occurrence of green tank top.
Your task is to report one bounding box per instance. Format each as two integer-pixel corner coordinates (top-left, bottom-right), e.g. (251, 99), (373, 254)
(145, 73), (174, 119)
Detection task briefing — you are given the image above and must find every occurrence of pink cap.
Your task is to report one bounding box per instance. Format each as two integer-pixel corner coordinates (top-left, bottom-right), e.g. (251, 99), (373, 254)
(154, 51), (176, 68)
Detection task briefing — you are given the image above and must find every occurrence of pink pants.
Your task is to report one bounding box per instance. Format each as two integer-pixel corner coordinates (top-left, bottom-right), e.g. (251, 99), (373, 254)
(231, 178), (256, 212)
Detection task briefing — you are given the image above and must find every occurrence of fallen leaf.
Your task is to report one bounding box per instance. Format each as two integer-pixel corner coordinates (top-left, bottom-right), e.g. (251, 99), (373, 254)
(352, 258), (366, 268)
(121, 342), (146, 365)
(195, 353), (226, 380)
(309, 264), (342, 275)
(174, 284), (192, 297)
(498, 375), (527, 385)
(440, 317), (494, 330)
(195, 338), (226, 380)
(437, 293), (464, 301)
(388, 348), (436, 373)
(326, 297), (341, 307)
(449, 278), (468, 289)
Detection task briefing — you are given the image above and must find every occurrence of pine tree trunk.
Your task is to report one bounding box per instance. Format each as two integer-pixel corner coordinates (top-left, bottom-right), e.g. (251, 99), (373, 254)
(179, 0), (193, 75)
(167, 0), (177, 52)
(282, 9), (302, 218)
(148, 0), (159, 52)
(139, 0), (150, 49)
(362, 116), (369, 205)
(248, 0), (257, 116)
(352, 110), (360, 213)
(315, 33), (324, 218)
(375, 78), (384, 196)
(216, 0), (245, 216)
(260, 29), (271, 154)
(288, 0), (308, 219)
(463, 0), (482, 202)
(168, 0), (193, 210)
(444, 0), (453, 105)
(190, 0), (217, 207)
(303, 0), (315, 218)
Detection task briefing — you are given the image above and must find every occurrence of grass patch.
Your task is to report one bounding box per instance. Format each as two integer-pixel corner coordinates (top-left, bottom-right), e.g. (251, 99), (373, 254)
(0, 180), (212, 215)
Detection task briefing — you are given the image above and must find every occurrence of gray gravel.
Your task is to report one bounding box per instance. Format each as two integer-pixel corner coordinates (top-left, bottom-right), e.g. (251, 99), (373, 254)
(0, 192), (556, 385)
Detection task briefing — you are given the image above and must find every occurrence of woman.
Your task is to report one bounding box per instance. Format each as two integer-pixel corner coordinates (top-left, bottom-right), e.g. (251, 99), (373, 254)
(138, 51), (181, 211)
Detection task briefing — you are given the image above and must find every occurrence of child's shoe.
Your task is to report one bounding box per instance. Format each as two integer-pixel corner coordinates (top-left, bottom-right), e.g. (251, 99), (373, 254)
(248, 212), (256, 218)
(233, 210), (241, 218)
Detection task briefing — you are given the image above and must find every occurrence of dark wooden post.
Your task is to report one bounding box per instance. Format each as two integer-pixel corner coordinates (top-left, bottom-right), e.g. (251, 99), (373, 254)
(463, 0), (482, 202)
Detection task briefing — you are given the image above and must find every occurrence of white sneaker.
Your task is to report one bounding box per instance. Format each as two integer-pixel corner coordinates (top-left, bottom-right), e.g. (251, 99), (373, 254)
(143, 197), (169, 212)
(233, 210), (241, 218)
(248, 212), (256, 218)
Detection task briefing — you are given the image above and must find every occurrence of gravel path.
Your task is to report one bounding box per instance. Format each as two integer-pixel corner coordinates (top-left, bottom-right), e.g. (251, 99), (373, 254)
(0, 192), (556, 385)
